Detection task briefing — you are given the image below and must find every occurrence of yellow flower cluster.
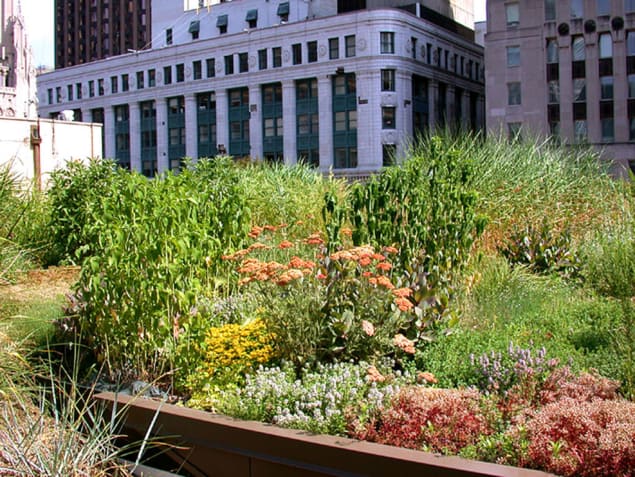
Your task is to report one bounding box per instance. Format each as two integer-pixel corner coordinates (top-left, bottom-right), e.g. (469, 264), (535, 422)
(202, 319), (277, 375)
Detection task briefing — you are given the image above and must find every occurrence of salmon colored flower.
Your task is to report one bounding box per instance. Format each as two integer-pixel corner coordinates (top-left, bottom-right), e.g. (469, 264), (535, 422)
(248, 226), (264, 239)
(276, 268), (304, 286)
(393, 334), (416, 354)
(305, 233), (324, 245)
(289, 256), (316, 270)
(278, 240), (294, 249)
(383, 246), (399, 255)
(376, 262), (392, 271)
(372, 253), (386, 261)
(263, 225), (277, 232)
(341, 227), (353, 237)
(369, 277), (378, 285)
(392, 287), (413, 298)
(417, 371), (438, 384)
(358, 256), (372, 267)
(362, 271), (374, 278)
(317, 273), (327, 280)
(366, 365), (385, 383)
(395, 297), (414, 311)
(376, 275), (395, 290)
(361, 320), (375, 337)
(248, 242), (270, 251)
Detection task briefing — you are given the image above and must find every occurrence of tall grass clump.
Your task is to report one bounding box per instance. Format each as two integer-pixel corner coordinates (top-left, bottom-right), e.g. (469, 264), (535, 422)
(0, 163), (50, 281)
(461, 135), (630, 251)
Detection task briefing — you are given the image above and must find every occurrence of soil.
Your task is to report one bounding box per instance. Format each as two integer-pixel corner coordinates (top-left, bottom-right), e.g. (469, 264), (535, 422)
(1, 266), (79, 303)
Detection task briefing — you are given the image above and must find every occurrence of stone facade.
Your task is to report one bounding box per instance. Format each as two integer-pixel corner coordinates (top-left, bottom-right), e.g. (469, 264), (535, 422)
(0, 0), (37, 119)
(485, 0), (635, 176)
(37, 0), (484, 176)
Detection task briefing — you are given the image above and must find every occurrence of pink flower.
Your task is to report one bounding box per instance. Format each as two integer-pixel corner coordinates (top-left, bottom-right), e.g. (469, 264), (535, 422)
(361, 320), (375, 336)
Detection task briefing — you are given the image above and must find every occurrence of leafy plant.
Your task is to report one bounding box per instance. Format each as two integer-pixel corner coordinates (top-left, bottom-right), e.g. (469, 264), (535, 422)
(347, 136), (487, 330)
(500, 220), (580, 278)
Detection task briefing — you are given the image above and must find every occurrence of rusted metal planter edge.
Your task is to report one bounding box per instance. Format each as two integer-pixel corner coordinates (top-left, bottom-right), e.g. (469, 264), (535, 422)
(96, 392), (554, 477)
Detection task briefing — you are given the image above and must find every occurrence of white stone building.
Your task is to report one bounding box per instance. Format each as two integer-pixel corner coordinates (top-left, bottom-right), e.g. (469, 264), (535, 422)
(37, 0), (484, 177)
(0, 0), (37, 119)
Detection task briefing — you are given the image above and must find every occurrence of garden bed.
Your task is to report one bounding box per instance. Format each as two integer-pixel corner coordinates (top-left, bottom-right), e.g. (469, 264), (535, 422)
(97, 392), (552, 477)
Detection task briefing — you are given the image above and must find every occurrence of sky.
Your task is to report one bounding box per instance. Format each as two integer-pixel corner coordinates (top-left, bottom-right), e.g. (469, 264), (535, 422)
(20, 0), (487, 69)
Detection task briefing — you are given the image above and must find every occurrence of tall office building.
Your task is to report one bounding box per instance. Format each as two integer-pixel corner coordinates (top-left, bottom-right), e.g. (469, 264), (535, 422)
(38, 0), (484, 177)
(0, 0), (37, 118)
(55, 0), (151, 69)
(485, 0), (635, 175)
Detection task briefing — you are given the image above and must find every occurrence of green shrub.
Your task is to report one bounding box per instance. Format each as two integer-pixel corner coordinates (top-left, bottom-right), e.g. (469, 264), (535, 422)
(346, 136), (487, 330)
(64, 158), (252, 384)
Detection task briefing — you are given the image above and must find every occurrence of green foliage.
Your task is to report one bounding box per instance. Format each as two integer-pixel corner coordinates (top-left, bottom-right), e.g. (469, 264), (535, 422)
(500, 220), (580, 278)
(64, 158), (252, 383)
(46, 159), (124, 265)
(346, 136), (486, 330)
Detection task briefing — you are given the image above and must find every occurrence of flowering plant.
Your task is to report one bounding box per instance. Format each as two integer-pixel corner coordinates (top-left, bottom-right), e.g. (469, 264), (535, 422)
(223, 226), (417, 367)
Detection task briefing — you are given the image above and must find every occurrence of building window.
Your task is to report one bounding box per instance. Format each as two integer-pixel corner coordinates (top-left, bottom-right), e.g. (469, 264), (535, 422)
(164, 66), (172, 85)
(600, 76), (613, 99)
(166, 28), (173, 46)
(629, 74), (635, 98)
(381, 69), (395, 91)
(599, 33), (612, 58)
(272, 47), (282, 67)
(506, 46), (520, 67)
(47, 88), (52, 105)
(548, 80), (560, 103)
(225, 55), (234, 75)
(382, 106), (396, 129)
(217, 14), (228, 34)
(382, 144), (396, 167)
(572, 36), (585, 61)
(546, 39), (558, 63)
(574, 120), (587, 143)
(176, 64), (185, 82)
(292, 43), (302, 65)
(76, 83), (83, 99)
(508, 122), (522, 140)
(110, 76), (118, 94)
(56, 87), (62, 103)
(239, 52), (248, 73)
(307, 41), (318, 63)
(571, 0), (583, 18)
(189, 20), (200, 40)
(507, 82), (521, 105)
(258, 49), (267, 70)
(277, 2), (290, 22)
(345, 35), (356, 58)
(411, 37), (417, 59)
(601, 118), (614, 142)
(380, 32), (395, 54)
(263, 117), (283, 138)
(506, 2), (519, 27)
(98, 78), (104, 96)
(193, 60), (202, 80)
(628, 0), (635, 13)
(88, 80), (94, 97)
(597, 0), (610, 16)
(544, 0), (556, 21)
(206, 58), (215, 78)
(148, 69), (156, 87)
(329, 38), (339, 59)
(573, 78), (586, 101)
(136, 71), (144, 89)
(628, 32), (635, 56)
(246, 9), (258, 29)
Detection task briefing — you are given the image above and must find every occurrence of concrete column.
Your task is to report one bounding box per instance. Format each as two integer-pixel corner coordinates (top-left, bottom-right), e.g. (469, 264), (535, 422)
(461, 90), (471, 130)
(427, 80), (437, 133)
(282, 79), (297, 165)
(317, 75), (333, 171)
(129, 102), (141, 173)
(558, 36), (573, 142)
(585, 38), (600, 144)
(613, 34), (628, 143)
(103, 105), (116, 160)
(155, 98), (168, 173)
(185, 93), (198, 161)
(446, 84), (456, 129)
(215, 89), (229, 155)
(249, 84), (262, 160)
(396, 70), (412, 158)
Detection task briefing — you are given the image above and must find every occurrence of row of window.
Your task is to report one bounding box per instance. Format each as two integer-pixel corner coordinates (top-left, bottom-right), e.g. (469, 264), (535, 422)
(47, 30), (483, 105)
(506, 0), (635, 27)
